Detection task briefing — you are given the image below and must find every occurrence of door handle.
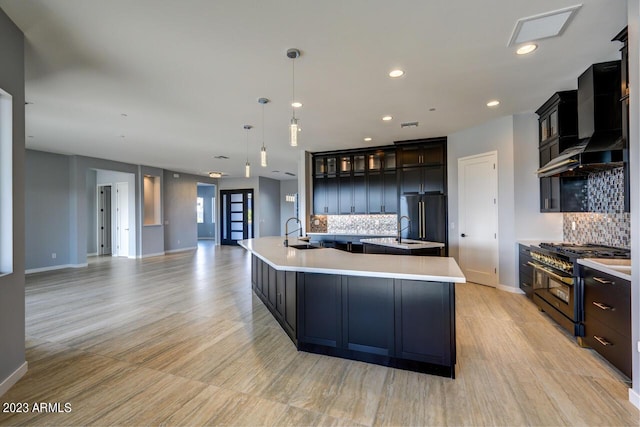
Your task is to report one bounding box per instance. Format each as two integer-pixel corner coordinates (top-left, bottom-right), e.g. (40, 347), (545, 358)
(461, 233), (466, 237)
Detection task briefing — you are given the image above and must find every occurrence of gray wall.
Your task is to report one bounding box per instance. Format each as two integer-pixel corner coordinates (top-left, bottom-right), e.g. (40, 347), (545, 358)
(447, 115), (562, 290)
(258, 176), (280, 237)
(0, 6), (26, 393)
(280, 179), (298, 235)
(86, 169), (97, 255)
(164, 170), (218, 252)
(25, 151), (71, 270)
(197, 184), (216, 239)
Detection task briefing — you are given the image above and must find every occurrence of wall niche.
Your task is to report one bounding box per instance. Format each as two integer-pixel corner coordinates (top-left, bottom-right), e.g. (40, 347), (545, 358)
(143, 175), (161, 225)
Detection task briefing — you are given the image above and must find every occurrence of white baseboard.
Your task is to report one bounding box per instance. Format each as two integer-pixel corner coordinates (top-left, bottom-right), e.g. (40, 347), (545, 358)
(0, 361), (27, 397)
(141, 252), (166, 259)
(87, 252), (98, 257)
(630, 387), (640, 410)
(165, 247), (197, 254)
(26, 263), (88, 275)
(496, 284), (525, 294)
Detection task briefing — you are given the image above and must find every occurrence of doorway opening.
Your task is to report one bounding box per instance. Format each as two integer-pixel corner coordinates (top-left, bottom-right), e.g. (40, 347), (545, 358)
(197, 183), (216, 241)
(93, 170), (136, 258)
(220, 189), (253, 245)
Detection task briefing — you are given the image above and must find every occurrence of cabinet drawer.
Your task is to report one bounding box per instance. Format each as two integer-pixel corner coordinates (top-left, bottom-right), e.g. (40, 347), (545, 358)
(583, 270), (630, 336)
(583, 318), (631, 379)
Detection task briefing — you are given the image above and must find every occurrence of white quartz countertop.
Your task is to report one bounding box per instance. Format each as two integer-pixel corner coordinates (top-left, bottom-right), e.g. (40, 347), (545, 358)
(578, 258), (632, 281)
(239, 236), (465, 283)
(360, 237), (445, 250)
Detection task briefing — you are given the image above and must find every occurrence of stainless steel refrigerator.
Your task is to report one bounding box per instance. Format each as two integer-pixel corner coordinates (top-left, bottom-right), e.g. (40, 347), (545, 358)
(400, 193), (447, 248)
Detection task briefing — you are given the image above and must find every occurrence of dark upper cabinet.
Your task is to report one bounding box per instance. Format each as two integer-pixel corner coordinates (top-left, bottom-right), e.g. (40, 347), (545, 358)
(396, 137), (446, 168)
(313, 147), (397, 215)
(536, 92), (587, 212)
(396, 138), (447, 196)
(400, 165), (445, 195)
(536, 91), (578, 150)
(613, 27), (630, 213)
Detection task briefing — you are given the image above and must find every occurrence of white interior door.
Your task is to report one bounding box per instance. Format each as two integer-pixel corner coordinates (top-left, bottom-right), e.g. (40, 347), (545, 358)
(458, 151), (498, 286)
(115, 182), (129, 257)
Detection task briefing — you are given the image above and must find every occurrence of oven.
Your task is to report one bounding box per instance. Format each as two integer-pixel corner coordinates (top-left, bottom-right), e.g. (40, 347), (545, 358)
(529, 261), (575, 320)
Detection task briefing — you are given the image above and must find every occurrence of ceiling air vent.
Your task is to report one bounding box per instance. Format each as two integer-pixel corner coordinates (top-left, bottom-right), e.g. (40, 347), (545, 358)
(284, 172), (296, 177)
(508, 4), (582, 46)
(214, 155), (229, 160)
(401, 121), (419, 128)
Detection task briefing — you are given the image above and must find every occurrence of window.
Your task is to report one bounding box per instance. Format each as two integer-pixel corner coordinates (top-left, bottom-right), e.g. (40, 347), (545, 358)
(0, 89), (13, 274)
(196, 197), (204, 223)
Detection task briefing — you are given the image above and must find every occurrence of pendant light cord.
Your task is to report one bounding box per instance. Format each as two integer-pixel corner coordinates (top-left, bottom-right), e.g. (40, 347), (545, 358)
(291, 59), (296, 119)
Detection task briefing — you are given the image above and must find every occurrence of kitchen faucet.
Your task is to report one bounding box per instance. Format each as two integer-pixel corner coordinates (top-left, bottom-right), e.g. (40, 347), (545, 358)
(284, 217), (302, 247)
(397, 215), (411, 243)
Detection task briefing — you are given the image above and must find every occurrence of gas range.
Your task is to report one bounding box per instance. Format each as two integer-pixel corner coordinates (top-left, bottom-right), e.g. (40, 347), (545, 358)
(538, 242), (630, 260)
(528, 242), (630, 337)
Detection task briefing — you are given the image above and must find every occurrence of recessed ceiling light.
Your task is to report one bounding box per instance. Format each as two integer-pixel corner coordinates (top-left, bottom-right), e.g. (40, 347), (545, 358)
(516, 43), (538, 55)
(486, 100), (500, 108)
(291, 102), (303, 108)
(364, 137), (372, 142)
(208, 171), (223, 178)
(389, 69), (404, 78)
(382, 115), (393, 121)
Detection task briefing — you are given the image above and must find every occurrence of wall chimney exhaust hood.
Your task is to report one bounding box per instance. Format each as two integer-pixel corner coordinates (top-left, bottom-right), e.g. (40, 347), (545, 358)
(537, 60), (622, 178)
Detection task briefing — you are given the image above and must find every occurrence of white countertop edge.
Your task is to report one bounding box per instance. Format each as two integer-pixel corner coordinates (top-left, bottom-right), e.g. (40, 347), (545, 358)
(239, 240), (465, 283)
(578, 258), (631, 281)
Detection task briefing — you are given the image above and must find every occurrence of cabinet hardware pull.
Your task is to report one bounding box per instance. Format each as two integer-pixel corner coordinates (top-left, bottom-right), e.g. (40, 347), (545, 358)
(592, 301), (613, 311)
(593, 277), (614, 285)
(593, 335), (612, 346)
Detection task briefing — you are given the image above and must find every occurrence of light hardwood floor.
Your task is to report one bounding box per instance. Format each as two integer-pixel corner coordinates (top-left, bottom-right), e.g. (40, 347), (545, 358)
(1, 242), (638, 426)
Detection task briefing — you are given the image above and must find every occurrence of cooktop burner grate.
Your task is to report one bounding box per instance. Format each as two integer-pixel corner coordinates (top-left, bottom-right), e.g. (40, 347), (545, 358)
(539, 242), (630, 258)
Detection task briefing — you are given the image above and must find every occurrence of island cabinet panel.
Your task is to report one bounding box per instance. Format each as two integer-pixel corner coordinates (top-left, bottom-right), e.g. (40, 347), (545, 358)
(394, 280), (454, 367)
(297, 273), (342, 348)
(251, 256), (297, 343)
(342, 276), (395, 356)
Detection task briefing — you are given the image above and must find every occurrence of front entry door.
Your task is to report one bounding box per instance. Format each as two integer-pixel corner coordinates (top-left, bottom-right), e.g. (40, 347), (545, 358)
(220, 189), (254, 245)
(458, 151), (498, 286)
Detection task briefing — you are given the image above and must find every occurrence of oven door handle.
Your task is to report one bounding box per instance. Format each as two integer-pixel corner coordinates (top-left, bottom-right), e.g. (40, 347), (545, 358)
(527, 261), (574, 285)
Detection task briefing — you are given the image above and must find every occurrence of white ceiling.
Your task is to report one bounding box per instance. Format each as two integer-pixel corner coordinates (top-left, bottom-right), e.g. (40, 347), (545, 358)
(0, 0), (627, 179)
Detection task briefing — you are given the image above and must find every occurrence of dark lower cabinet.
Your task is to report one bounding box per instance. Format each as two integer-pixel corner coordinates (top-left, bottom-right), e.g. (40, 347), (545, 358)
(252, 255), (297, 344)
(251, 255), (456, 378)
(518, 244), (534, 299)
(395, 280), (454, 366)
(581, 266), (631, 379)
(297, 273), (342, 348)
(342, 277), (395, 356)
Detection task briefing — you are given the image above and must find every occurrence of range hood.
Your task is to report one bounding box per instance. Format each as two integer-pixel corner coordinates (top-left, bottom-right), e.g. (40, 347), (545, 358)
(537, 61), (622, 178)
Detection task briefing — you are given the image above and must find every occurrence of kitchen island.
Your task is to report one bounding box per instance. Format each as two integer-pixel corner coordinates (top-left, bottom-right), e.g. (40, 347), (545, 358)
(239, 236), (465, 378)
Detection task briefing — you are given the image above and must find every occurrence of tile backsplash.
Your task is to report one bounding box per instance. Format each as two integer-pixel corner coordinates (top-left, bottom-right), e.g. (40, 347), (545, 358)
(309, 214), (397, 235)
(563, 167), (630, 248)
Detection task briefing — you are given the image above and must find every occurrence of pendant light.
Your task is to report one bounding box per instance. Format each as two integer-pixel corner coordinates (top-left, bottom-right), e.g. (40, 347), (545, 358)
(258, 97), (270, 167)
(287, 48), (301, 147)
(244, 124), (252, 178)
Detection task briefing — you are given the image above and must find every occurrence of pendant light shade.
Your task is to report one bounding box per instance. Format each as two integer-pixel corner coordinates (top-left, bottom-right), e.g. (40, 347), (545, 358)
(243, 124), (252, 178)
(287, 48), (301, 147)
(289, 118), (298, 147)
(258, 98), (269, 167)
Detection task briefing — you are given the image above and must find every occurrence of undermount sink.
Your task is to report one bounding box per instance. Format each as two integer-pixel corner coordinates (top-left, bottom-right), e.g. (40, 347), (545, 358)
(288, 243), (321, 250)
